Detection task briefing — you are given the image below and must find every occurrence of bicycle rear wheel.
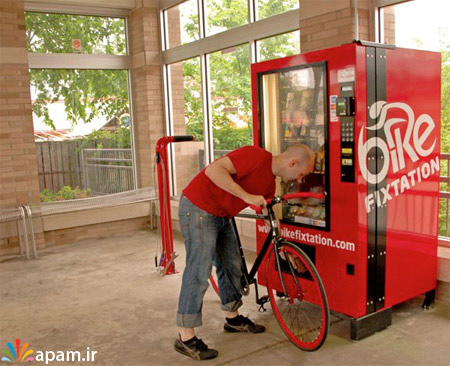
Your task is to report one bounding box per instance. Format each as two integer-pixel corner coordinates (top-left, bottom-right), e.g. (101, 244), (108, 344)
(266, 241), (329, 351)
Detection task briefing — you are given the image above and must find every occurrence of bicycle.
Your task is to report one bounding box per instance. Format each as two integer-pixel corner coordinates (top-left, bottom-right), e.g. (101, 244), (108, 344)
(209, 191), (329, 351)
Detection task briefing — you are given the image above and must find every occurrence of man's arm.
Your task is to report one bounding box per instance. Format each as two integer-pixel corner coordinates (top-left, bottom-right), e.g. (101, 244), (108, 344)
(205, 157), (267, 207)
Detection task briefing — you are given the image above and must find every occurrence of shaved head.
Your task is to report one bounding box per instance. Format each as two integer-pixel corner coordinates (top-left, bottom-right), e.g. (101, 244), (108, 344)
(283, 143), (315, 169)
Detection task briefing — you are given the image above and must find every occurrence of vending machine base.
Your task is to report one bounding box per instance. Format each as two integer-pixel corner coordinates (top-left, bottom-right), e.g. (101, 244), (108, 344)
(350, 308), (392, 341)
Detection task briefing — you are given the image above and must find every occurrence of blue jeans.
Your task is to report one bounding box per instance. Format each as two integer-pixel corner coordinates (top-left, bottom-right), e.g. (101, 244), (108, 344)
(177, 194), (243, 328)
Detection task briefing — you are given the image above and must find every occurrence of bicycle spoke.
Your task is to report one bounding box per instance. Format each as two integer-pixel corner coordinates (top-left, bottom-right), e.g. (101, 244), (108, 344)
(266, 242), (329, 351)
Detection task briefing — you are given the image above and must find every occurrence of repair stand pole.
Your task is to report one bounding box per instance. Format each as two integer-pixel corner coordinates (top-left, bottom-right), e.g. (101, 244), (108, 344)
(155, 135), (194, 275)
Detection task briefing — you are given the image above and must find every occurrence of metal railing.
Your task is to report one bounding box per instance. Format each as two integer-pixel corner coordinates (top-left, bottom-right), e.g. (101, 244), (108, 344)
(440, 153), (450, 239)
(81, 148), (135, 195)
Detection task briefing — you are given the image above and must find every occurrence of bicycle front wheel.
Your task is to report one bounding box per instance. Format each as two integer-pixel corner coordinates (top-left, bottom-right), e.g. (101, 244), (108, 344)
(266, 241), (329, 351)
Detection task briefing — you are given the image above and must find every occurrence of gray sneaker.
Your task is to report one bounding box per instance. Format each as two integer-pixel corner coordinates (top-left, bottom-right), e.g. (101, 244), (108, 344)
(174, 336), (218, 360)
(224, 315), (265, 333)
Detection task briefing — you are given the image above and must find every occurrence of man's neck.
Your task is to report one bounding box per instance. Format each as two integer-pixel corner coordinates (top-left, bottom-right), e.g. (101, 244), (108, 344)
(271, 155), (282, 177)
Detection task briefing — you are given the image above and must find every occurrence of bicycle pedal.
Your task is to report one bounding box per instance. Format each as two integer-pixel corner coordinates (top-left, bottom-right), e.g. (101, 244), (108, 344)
(257, 295), (270, 312)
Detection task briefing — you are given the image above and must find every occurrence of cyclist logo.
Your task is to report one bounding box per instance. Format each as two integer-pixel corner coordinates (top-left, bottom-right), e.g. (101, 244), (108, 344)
(358, 101), (440, 213)
(1, 339), (35, 362)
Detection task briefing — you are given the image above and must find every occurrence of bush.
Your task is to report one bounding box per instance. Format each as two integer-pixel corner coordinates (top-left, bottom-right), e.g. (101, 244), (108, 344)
(40, 186), (91, 202)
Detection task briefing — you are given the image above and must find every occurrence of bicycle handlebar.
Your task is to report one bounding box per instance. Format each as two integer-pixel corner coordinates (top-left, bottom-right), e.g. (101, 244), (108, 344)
(249, 192), (326, 213)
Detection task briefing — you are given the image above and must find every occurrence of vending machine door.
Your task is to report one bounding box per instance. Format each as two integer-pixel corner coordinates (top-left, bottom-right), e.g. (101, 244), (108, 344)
(257, 62), (330, 230)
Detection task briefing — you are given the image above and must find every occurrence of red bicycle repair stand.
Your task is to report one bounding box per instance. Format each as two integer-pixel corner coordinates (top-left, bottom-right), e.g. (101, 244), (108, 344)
(155, 135), (194, 275)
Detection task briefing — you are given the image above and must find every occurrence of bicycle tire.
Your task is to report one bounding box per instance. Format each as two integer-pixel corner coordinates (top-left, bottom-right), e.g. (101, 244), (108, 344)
(266, 241), (329, 351)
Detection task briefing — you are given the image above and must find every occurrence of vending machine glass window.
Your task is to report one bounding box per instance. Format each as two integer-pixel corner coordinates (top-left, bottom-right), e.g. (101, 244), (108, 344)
(258, 62), (329, 229)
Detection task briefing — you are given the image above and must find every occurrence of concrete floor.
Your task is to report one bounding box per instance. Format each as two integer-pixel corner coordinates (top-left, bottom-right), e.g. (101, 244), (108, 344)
(1, 228), (449, 366)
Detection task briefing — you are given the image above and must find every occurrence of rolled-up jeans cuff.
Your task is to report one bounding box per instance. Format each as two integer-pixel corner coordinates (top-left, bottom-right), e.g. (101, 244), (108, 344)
(221, 298), (243, 312)
(177, 312), (202, 328)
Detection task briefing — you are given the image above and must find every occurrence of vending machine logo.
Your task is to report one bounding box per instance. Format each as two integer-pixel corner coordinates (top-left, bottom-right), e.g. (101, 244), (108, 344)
(358, 101), (440, 213)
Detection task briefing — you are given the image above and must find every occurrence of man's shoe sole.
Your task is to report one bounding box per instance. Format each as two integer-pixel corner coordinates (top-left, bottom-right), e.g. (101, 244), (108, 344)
(223, 323), (266, 333)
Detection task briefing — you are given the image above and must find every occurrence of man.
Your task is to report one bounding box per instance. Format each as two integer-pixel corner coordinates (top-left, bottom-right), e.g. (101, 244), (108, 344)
(174, 143), (315, 360)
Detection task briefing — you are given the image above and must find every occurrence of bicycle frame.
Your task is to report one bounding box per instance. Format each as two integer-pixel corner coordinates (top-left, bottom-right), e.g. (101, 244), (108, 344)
(232, 192), (326, 309)
(233, 201), (287, 309)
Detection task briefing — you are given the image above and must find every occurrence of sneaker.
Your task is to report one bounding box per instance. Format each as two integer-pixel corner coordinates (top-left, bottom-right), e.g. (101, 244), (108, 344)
(224, 315), (265, 333)
(174, 335), (218, 360)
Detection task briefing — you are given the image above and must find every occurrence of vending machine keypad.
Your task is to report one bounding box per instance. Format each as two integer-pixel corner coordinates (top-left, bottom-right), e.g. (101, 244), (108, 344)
(341, 118), (354, 142)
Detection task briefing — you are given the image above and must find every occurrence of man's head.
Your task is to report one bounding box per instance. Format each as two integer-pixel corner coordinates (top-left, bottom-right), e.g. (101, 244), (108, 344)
(273, 144), (315, 183)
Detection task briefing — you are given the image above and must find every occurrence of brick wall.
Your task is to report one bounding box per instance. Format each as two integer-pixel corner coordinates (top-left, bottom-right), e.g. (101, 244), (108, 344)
(300, 7), (371, 53)
(0, 0), (45, 255)
(300, 1), (395, 53)
(0, 0), (41, 209)
(129, 4), (165, 189)
(44, 217), (150, 247)
(382, 6), (396, 45)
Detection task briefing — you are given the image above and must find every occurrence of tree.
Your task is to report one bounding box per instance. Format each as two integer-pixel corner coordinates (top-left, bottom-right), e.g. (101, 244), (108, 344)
(25, 13), (129, 129)
(182, 0), (299, 151)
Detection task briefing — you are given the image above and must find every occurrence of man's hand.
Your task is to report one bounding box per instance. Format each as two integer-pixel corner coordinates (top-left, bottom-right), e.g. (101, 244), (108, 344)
(244, 194), (267, 208)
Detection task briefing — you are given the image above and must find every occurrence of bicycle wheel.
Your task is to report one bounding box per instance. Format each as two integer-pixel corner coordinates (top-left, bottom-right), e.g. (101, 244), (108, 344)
(266, 241), (329, 351)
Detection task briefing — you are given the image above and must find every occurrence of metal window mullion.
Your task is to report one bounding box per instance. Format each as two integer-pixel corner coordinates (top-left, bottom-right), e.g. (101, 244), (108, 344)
(163, 64), (176, 196)
(161, 9), (169, 51)
(162, 9), (299, 65)
(250, 39), (257, 64)
(24, 1), (130, 17)
(27, 53), (130, 69)
(378, 6), (385, 44)
(124, 17), (138, 190)
(198, 0), (206, 39)
(248, 0), (255, 23)
(201, 54), (213, 165)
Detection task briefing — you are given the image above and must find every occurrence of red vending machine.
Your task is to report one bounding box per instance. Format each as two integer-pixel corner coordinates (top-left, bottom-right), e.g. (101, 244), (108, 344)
(251, 41), (441, 339)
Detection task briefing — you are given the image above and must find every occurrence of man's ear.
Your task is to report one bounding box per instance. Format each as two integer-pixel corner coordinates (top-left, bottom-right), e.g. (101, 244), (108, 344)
(289, 158), (297, 168)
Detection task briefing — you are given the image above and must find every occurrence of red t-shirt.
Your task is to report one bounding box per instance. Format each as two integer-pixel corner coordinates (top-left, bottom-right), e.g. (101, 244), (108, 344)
(183, 146), (276, 218)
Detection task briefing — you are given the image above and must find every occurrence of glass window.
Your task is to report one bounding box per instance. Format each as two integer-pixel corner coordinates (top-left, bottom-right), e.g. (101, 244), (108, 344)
(31, 69), (134, 199)
(165, 0), (199, 49)
(257, 0), (299, 21)
(169, 58), (204, 195)
(209, 44), (252, 159)
(259, 64), (328, 228)
(206, 0), (248, 37)
(257, 30), (300, 62)
(25, 13), (126, 55)
(380, 0), (449, 51)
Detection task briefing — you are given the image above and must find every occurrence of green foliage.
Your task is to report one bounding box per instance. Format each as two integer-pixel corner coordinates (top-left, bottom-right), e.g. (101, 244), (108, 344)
(206, 0), (247, 34)
(439, 41), (450, 237)
(25, 12), (126, 54)
(181, 0), (300, 152)
(26, 13), (129, 129)
(40, 186), (91, 202)
(77, 127), (132, 151)
(213, 126), (253, 151)
(259, 31), (300, 61)
(257, 0), (298, 19)
(441, 43), (450, 154)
